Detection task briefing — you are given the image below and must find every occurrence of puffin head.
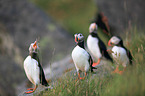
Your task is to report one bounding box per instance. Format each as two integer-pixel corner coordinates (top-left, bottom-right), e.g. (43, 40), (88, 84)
(108, 36), (122, 46)
(74, 33), (84, 43)
(89, 23), (98, 33)
(29, 40), (39, 53)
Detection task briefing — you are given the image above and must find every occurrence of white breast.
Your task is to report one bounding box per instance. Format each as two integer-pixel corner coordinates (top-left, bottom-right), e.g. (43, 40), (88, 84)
(87, 35), (102, 59)
(72, 46), (90, 72)
(24, 56), (40, 85)
(112, 46), (129, 67)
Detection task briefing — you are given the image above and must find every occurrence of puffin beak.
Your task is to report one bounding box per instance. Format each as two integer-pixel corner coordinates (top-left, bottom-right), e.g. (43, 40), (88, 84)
(75, 34), (78, 43)
(33, 41), (37, 50)
(108, 40), (112, 46)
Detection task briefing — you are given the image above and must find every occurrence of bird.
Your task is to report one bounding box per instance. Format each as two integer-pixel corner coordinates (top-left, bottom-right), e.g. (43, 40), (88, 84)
(24, 40), (49, 93)
(87, 23), (113, 67)
(94, 12), (110, 35)
(108, 36), (133, 74)
(71, 33), (96, 80)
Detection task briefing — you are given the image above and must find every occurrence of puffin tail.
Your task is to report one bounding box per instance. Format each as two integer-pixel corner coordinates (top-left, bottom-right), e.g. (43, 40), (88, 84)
(42, 79), (49, 87)
(39, 66), (49, 87)
(90, 66), (97, 73)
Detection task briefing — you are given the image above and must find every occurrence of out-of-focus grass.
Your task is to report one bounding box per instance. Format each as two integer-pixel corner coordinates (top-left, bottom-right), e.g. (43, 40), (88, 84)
(34, 29), (145, 96)
(103, 30), (145, 96)
(29, 1), (145, 95)
(29, 0), (97, 37)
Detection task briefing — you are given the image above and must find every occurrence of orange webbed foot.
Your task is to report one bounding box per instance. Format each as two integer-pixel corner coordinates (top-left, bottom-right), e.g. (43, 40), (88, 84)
(26, 88), (33, 90)
(112, 66), (119, 74)
(25, 90), (34, 94)
(79, 77), (85, 80)
(92, 63), (99, 67)
(118, 71), (123, 75)
(92, 59), (101, 67)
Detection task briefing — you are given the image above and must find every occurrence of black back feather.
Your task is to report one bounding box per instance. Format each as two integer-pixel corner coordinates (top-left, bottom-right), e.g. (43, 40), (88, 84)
(115, 36), (133, 65)
(31, 52), (49, 86)
(91, 32), (113, 62)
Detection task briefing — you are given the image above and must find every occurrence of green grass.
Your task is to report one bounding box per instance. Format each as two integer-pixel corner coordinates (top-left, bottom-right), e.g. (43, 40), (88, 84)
(29, 1), (145, 95)
(34, 29), (145, 96)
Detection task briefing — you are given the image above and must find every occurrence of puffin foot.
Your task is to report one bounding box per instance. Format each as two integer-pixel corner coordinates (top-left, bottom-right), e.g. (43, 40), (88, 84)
(92, 63), (99, 67)
(26, 88), (33, 90)
(25, 85), (38, 94)
(92, 59), (101, 67)
(25, 90), (34, 94)
(112, 66), (119, 74)
(75, 77), (85, 81)
(118, 71), (123, 75)
(75, 72), (86, 81)
(79, 77), (85, 80)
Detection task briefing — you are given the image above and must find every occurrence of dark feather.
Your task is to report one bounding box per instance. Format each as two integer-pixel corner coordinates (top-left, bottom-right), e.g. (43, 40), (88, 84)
(91, 33), (113, 62)
(88, 54), (97, 72)
(115, 36), (133, 65)
(127, 50), (133, 65)
(31, 52), (49, 86)
(94, 12), (109, 34)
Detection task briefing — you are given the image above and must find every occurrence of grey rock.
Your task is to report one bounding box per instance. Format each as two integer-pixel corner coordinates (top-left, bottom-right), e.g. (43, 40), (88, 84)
(95, 0), (145, 35)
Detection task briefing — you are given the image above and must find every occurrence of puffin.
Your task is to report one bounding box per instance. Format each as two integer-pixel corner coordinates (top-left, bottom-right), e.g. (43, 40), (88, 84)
(24, 40), (48, 93)
(108, 36), (132, 74)
(71, 33), (96, 80)
(94, 12), (110, 35)
(87, 23), (113, 67)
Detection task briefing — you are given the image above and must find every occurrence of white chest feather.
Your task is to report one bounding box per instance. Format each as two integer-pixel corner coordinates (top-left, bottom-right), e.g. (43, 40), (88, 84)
(24, 56), (40, 84)
(72, 46), (90, 72)
(112, 46), (129, 67)
(87, 35), (102, 59)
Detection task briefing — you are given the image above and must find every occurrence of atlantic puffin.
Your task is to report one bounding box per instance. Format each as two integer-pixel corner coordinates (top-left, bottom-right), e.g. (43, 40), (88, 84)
(87, 23), (113, 67)
(24, 40), (48, 93)
(94, 12), (110, 35)
(108, 36), (132, 74)
(72, 33), (96, 80)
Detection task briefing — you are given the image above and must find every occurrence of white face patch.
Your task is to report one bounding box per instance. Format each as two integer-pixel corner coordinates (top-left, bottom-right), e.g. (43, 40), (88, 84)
(110, 36), (121, 45)
(77, 33), (84, 41)
(89, 23), (98, 33)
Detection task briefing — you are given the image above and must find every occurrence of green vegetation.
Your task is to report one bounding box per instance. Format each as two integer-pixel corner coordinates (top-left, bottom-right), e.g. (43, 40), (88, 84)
(34, 29), (145, 96)
(29, 0), (96, 37)
(29, 1), (145, 95)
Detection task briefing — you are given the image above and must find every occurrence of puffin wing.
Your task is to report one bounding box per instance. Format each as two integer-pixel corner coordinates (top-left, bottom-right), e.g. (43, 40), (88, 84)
(99, 40), (113, 62)
(123, 46), (133, 65)
(98, 39), (107, 51)
(127, 50), (133, 65)
(36, 56), (48, 86)
(95, 13), (109, 34)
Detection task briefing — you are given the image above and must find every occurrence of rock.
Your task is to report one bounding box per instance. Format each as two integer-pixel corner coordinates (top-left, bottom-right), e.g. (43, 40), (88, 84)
(95, 0), (145, 35)
(0, 0), (74, 95)
(16, 55), (74, 95)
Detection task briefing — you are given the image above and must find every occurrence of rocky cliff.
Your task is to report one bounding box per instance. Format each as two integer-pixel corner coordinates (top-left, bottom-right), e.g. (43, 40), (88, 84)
(0, 0), (74, 95)
(95, 0), (145, 35)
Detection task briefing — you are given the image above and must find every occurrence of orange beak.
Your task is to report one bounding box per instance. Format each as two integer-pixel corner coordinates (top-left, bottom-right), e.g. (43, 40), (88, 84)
(33, 41), (37, 50)
(75, 34), (79, 43)
(108, 40), (112, 46)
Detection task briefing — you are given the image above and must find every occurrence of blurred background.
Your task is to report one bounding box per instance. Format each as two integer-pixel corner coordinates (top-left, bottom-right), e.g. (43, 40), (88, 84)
(0, 0), (145, 95)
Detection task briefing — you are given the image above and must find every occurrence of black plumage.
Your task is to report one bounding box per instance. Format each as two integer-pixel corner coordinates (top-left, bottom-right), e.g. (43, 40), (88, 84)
(31, 52), (49, 86)
(77, 40), (97, 72)
(90, 32), (113, 62)
(115, 36), (133, 65)
(94, 12), (110, 34)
